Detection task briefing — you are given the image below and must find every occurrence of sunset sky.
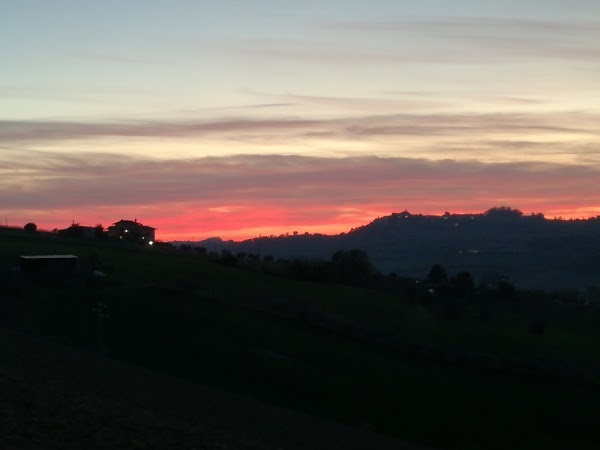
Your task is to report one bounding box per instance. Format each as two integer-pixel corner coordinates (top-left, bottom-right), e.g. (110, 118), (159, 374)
(2, 1), (600, 241)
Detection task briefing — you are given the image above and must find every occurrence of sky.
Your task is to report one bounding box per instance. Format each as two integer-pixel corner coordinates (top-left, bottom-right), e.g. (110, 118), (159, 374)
(2, 0), (600, 241)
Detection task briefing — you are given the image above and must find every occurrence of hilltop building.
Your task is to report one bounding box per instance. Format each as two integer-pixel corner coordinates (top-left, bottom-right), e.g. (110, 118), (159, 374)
(107, 219), (156, 244)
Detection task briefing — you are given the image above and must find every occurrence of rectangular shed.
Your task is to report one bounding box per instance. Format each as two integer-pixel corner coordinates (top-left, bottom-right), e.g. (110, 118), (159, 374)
(19, 255), (79, 275)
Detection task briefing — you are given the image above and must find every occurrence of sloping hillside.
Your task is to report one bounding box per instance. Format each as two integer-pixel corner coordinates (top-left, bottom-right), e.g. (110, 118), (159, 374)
(0, 326), (423, 450)
(192, 211), (600, 289)
(3, 229), (600, 450)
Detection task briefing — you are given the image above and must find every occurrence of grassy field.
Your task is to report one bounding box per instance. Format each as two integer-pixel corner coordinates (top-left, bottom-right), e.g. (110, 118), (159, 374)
(2, 228), (600, 449)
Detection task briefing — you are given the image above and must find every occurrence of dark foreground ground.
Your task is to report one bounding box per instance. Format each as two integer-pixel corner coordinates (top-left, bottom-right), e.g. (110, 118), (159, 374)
(0, 327), (428, 450)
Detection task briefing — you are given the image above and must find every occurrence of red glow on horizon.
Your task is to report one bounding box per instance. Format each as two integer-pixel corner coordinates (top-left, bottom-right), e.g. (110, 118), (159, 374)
(17, 202), (600, 243)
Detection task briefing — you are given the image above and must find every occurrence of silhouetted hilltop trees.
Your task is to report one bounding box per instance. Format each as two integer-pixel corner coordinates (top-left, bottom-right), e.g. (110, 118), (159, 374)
(206, 247), (379, 286)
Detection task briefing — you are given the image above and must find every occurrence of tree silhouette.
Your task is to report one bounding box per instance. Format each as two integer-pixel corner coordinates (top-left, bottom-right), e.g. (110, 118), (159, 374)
(64, 223), (83, 238)
(94, 224), (105, 239)
(450, 271), (475, 297)
(496, 279), (516, 298)
(484, 206), (523, 218)
(427, 264), (448, 285)
(24, 222), (37, 233)
(330, 249), (374, 283)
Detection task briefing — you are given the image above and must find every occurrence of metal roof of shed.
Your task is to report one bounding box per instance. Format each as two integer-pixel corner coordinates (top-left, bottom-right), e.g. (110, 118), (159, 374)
(20, 255), (78, 259)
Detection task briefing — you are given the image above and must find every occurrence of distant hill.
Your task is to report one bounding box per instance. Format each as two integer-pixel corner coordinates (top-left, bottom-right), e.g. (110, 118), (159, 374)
(181, 207), (600, 289)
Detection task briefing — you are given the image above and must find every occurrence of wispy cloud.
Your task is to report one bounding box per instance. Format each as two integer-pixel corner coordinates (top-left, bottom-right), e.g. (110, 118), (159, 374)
(334, 18), (600, 36)
(245, 90), (453, 111)
(2, 110), (598, 142)
(0, 117), (321, 141)
(217, 103), (297, 110)
(0, 84), (151, 107)
(2, 110), (598, 165)
(208, 17), (600, 67)
(3, 152), (599, 236)
(70, 50), (152, 65)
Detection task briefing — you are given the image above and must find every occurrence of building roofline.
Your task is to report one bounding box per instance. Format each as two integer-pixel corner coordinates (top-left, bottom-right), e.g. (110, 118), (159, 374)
(111, 219), (156, 229)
